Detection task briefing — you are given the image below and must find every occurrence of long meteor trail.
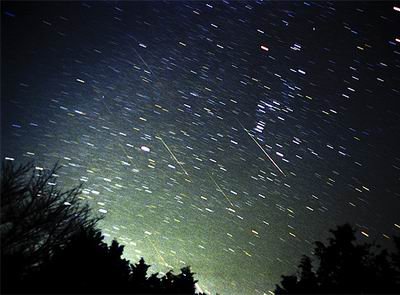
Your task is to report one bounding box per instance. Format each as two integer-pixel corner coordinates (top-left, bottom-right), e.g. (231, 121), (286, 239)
(208, 172), (235, 207)
(157, 135), (189, 176)
(236, 119), (286, 177)
(132, 47), (154, 75)
(99, 96), (168, 265)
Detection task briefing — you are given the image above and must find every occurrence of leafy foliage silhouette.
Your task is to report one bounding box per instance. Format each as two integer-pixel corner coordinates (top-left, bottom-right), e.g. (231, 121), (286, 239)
(1, 161), (204, 294)
(275, 224), (400, 294)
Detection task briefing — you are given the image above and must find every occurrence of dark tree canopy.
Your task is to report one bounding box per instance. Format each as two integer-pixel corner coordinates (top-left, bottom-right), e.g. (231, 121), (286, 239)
(26, 227), (200, 294)
(1, 161), (98, 290)
(1, 162), (98, 254)
(4, 160), (399, 294)
(275, 224), (400, 294)
(1, 161), (203, 294)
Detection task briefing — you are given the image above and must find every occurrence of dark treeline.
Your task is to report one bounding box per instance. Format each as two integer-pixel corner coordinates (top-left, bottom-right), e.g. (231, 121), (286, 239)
(275, 224), (400, 294)
(1, 161), (400, 294)
(1, 161), (205, 294)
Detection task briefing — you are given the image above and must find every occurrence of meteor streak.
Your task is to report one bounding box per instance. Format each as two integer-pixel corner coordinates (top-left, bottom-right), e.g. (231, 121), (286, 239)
(144, 233), (168, 267)
(157, 135), (189, 176)
(236, 119), (286, 177)
(96, 96), (171, 270)
(208, 172), (235, 207)
(133, 47), (154, 75)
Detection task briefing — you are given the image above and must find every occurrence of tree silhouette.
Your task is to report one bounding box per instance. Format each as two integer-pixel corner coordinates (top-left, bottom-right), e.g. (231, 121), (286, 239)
(174, 266), (198, 294)
(1, 161), (98, 292)
(1, 161), (204, 294)
(27, 227), (130, 293)
(128, 257), (151, 293)
(27, 228), (201, 294)
(275, 224), (400, 294)
(296, 255), (317, 292)
(156, 266), (198, 294)
(127, 258), (200, 294)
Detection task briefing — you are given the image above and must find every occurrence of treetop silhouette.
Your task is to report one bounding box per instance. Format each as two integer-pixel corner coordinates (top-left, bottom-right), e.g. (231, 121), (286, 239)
(275, 223), (400, 294)
(1, 161), (204, 294)
(2, 160), (399, 294)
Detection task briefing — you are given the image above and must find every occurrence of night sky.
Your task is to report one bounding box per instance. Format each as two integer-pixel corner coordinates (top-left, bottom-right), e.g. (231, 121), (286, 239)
(2, 1), (400, 294)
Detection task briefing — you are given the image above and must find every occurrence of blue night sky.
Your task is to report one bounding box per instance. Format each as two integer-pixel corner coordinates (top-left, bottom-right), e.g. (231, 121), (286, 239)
(2, 2), (400, 294)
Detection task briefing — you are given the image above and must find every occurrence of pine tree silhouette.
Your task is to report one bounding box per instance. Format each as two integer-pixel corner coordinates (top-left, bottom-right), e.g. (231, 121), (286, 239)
(129, 257), (151, 293)
(275, 224), (400, 294)
(175, 266), (198, 294)
(27, 227), (129, 293)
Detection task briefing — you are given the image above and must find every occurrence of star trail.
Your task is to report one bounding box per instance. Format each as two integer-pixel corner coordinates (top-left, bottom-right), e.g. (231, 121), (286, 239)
(2, 1), (400, 294)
